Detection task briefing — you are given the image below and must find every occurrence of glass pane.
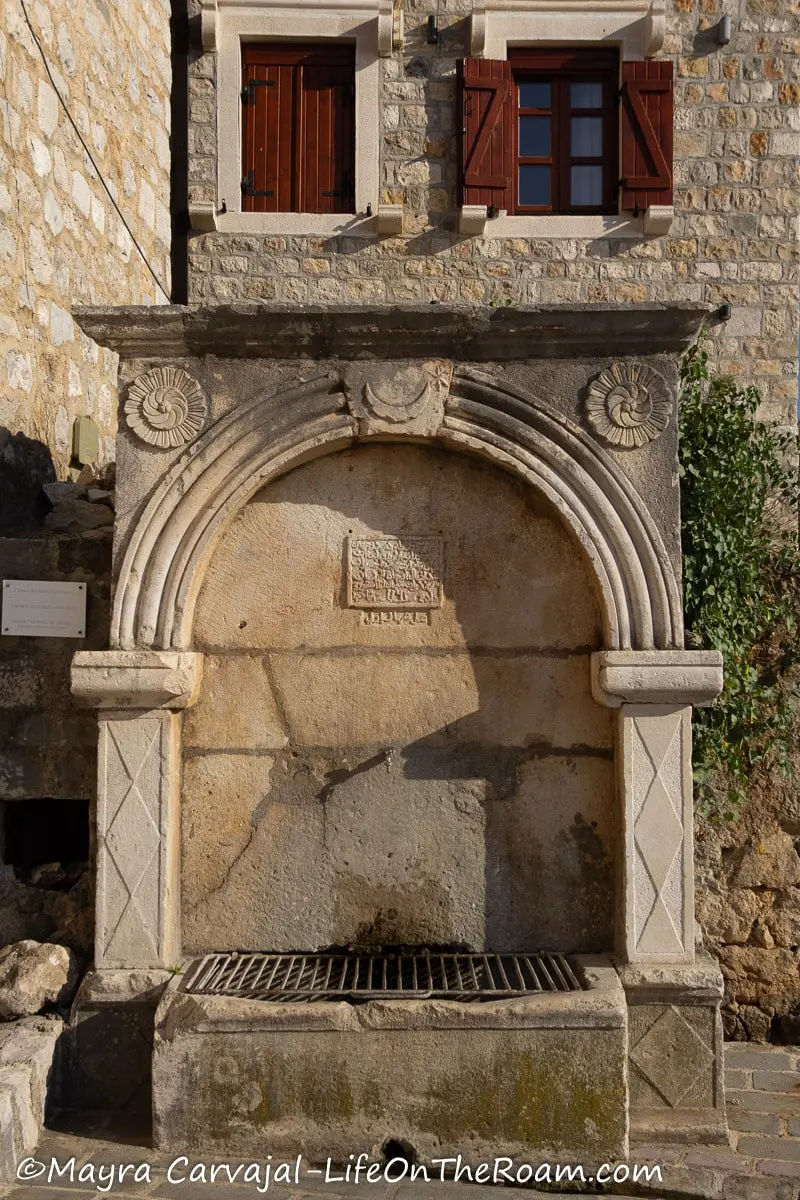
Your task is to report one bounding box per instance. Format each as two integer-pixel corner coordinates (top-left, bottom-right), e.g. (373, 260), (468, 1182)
(571, 117), (603, 157)
(570, 81), (603, 109)
(518, 81), (551, 109)
(519, 164), (550, 206)
(571, 164), (603, 206)
(519, 116), (550, 157)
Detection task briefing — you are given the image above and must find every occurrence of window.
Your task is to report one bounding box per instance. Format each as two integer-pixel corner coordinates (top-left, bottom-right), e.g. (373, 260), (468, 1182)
(458, 51), (673, 223)
(509, 48), (618, 215)
(241, 43), (355, 215)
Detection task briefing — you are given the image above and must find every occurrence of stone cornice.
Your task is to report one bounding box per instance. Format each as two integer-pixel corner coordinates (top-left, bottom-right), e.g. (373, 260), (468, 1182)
(71, 651), (204, 710)
(72, 304), (709, 362)
(591, 650), (724, 708)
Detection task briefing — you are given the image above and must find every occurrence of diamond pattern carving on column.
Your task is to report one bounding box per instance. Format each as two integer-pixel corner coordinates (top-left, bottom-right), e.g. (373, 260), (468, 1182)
(631, 710), (685, 955)
(630, 1007), (714, 1108)
(99, 718), (164, 964)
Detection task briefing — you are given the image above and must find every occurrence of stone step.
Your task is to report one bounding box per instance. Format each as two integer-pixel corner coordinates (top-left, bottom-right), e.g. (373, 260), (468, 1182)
(0, 1018), (62, 1182)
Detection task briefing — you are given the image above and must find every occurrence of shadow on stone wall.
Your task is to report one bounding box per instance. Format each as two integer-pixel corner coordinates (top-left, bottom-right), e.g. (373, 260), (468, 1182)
(182, 443), (616, 959)
(0, 429), (56, 535)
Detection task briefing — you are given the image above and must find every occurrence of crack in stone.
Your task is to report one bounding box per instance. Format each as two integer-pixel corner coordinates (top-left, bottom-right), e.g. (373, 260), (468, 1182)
(201, 825), (257, 902)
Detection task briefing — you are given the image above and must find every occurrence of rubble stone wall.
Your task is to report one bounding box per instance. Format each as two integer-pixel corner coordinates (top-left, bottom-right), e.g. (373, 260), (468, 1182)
(696, 749), (800, 1042)
(186, 0), (800, 423)
(0, 0), (172, 476)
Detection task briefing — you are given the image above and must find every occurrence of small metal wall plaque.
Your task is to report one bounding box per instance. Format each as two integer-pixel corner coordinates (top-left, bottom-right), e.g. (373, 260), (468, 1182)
(2, 580), (87, 638)
(346, 536), (443, 610)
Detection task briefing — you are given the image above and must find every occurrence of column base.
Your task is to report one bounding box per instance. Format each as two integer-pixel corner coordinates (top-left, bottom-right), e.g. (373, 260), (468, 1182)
(620, 954), (728, 1145)
(53, 969), (171, 1114)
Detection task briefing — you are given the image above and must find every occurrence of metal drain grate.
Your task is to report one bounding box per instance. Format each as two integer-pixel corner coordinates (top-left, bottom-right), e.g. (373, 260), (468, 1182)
(183, 951), (583, 1002)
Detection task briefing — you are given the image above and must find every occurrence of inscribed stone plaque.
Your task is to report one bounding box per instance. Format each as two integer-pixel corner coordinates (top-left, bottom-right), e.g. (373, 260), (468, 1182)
(2, 580), (87, 638)
(346, 537), (443, 609)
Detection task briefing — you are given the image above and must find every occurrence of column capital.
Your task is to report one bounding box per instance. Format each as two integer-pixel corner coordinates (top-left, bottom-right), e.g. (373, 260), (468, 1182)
(71, 650), (204, 710)
(591, 650), (723, 709)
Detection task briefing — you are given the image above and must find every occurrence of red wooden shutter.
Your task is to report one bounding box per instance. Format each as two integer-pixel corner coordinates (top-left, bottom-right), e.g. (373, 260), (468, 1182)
(242, 55), (292, 213)
(298, 57), (355, 214)
(459, 58), (512, 209)
(620, 60), (674, 212)
(241, 44), (354, 215)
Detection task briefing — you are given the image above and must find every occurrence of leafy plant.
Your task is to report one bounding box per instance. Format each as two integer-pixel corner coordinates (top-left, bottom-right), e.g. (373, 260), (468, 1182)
(678, 346), (800, 819)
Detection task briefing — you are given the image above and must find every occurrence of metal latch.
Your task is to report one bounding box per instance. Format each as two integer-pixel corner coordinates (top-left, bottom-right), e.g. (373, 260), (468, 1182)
(241, 170), (274, 197)
(241, 79), (274, 105)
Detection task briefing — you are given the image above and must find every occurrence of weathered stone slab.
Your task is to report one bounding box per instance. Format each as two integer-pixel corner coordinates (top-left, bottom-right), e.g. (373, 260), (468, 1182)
(183, 656), (287, 750)
(269, 651), (609, 750)
(73, 302), (708, 361)
(193, 445), (602, 652)
(95, 713), (180, 969)
(0, 1017), (62, 1182)
(153, 959), (628, 1162)
(620, 705), (694, 964)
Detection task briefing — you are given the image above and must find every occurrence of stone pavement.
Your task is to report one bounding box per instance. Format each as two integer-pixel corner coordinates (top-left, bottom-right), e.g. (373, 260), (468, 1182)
(628, 1042), (800, 1199)
(2, 1045), (800, 1200)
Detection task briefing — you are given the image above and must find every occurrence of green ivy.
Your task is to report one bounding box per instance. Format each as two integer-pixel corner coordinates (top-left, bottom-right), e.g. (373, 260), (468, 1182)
(679, 346), (800, 819)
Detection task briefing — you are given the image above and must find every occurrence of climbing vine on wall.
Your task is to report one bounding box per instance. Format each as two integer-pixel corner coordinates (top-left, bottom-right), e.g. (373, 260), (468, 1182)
(679, 347), (800, 819)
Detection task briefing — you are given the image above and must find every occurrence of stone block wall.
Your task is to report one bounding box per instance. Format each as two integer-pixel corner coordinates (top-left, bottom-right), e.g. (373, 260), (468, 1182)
(0, 0), (172, 476)
(186, 0), (799, 423)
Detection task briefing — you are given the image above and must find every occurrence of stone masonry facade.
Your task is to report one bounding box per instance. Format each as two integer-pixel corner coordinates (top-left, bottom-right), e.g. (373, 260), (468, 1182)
(186, 0), (800, 425)
(0, 0), (172, 476)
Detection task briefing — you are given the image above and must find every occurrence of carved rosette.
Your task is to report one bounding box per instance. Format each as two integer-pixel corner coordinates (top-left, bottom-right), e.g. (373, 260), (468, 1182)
(125, 367), (208, 449)
(584, 362), (672, 449)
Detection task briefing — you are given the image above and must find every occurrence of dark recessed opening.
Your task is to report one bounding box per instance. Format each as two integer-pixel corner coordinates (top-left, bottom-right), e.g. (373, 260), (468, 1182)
(382, 1138), (417, 1167)
(1, 799), (90, 874)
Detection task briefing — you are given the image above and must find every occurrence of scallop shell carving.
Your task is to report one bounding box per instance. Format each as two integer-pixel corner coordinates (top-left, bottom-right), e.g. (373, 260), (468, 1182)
(584, 362), (672, 449)
(125, 367), (208, 449)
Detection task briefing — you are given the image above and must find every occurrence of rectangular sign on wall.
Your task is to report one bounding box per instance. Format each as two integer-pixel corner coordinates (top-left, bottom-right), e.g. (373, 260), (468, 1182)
(2, 580), (87, 638)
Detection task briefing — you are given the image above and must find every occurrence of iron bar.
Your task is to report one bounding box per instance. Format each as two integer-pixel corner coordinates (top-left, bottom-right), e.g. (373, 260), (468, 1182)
(184, 951), (583, 1002)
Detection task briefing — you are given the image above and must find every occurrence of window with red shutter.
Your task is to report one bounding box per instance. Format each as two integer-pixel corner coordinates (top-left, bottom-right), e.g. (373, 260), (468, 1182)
(458, 49), (674, 219)
(241, 44), (355, 215)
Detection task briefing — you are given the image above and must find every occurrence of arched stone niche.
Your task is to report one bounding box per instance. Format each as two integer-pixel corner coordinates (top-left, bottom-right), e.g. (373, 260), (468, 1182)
(70, 308), (724, 971)
(181, 441), (615, 956)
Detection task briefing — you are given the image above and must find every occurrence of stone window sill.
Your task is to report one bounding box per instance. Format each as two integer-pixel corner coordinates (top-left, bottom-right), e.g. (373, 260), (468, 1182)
(482, 214), (645, 239)
(214, 212), (374, 237)
(458, 207), (674, 239)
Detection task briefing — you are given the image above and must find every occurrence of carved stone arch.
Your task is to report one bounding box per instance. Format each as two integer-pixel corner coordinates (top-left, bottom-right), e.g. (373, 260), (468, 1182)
(111, 368), (683, 652)
(446, 368), (683, 651)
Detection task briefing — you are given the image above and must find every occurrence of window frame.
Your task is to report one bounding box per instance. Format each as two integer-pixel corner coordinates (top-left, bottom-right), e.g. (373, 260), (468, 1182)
(214, 7), (380, 236)
(509, 47), (619, 218)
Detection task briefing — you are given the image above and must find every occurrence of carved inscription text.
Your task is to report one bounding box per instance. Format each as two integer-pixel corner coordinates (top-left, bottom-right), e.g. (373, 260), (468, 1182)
(346, 537), (444, 610)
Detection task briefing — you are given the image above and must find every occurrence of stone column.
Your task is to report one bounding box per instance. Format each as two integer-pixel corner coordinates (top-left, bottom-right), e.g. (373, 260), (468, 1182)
(593, 650), (728, 1144)
(592, 650), (723, 966)
(71, 651), (203, 970)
